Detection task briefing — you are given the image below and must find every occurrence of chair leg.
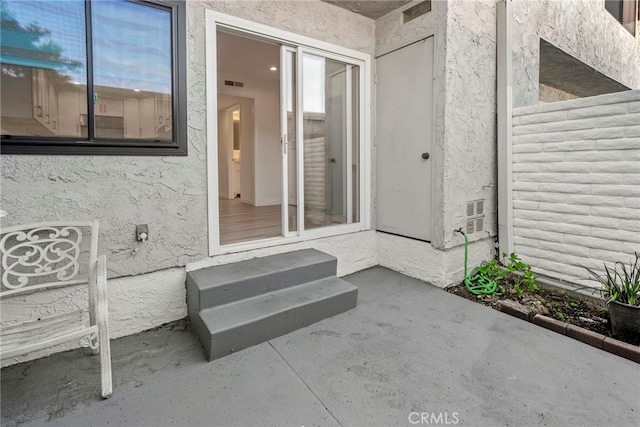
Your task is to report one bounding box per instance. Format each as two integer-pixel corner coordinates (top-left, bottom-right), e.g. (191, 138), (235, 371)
(99, 324), (112, 399)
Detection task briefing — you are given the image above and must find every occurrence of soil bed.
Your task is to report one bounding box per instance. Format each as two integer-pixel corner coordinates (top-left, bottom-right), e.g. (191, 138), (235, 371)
(446, 283), (640, 347)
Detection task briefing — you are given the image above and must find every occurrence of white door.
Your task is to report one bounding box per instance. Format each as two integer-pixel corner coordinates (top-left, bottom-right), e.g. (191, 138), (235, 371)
(376, 38), (434, 241)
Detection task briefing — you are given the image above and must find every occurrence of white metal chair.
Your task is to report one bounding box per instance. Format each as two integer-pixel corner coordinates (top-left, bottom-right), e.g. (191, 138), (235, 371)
(0, 220), (112, 398)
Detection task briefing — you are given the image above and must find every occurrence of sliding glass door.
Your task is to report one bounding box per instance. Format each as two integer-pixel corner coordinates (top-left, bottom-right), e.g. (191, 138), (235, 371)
(208, 13), (370, 254)
(281, 47), (361, 238)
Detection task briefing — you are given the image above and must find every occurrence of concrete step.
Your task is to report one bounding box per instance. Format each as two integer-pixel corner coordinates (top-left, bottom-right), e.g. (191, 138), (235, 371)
(186, 249), (337, 311)
(196, 277), (358, 360)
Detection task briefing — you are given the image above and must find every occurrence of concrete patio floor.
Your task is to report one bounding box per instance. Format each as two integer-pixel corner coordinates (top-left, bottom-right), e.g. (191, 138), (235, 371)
(2, 266), (639, 427)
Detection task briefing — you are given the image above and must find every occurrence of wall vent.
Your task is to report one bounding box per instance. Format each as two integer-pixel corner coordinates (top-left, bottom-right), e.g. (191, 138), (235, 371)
(466, 199), (484, 234)
(403, 1), (431, 24)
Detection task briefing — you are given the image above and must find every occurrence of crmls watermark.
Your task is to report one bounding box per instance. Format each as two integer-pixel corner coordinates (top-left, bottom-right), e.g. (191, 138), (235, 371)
(408, 412), (460, 425)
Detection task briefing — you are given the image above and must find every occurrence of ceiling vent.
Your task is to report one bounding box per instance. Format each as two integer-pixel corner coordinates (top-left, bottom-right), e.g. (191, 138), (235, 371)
(224, 80), (244, 88)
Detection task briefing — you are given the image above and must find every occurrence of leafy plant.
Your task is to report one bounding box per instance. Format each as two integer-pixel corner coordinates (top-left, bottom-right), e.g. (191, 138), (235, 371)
(502, 252), (538, 295)
(584, 252), (640, 306)
(474, 259), (505, 282)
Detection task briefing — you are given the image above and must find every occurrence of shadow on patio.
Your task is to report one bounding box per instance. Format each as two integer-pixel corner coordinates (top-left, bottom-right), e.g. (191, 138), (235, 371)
(2, 267), (638, 427)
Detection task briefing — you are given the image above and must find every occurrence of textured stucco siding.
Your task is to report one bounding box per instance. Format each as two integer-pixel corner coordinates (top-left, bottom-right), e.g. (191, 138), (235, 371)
(1, 229), (378, 367)
(512, 0), (640, 108)
(512, 90), (640, 286)
(375, 0), (450, 250)
(442, 0), (498, 249)
(0, 0), (376, 366)
(378, 231), (496, 288)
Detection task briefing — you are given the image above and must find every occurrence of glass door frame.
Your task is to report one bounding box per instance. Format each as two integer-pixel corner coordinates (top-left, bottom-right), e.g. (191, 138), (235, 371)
(206, 10), (371, 256)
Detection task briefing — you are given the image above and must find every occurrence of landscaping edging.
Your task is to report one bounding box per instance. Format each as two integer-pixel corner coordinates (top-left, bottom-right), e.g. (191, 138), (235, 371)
(498, 300), (640, 364)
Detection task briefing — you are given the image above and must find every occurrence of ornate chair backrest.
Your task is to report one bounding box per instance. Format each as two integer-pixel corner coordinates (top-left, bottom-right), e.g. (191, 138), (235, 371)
(0, 221), (98, 298)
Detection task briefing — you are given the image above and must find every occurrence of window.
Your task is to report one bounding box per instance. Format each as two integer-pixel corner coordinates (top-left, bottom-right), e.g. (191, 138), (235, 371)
(605, 0), (638, 36)
(0, 0), (186, 155)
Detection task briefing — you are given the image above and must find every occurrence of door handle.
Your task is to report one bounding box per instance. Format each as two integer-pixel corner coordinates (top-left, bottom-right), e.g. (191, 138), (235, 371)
(421, 152), (430, 160)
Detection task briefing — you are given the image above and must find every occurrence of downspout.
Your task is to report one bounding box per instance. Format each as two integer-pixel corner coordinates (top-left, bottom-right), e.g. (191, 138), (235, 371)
(496, 0), (514, 257)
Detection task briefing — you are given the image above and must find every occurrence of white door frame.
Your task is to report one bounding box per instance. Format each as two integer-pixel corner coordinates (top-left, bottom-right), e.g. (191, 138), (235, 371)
(205, 10), (371, 256)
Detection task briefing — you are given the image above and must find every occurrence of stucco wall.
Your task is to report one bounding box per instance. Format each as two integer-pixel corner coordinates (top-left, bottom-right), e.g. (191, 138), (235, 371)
(512, 0), (640, 108)
(512, 90), (640, 286)
(442, 0), (498, 249)
(0, 0), (376, 366)
(375, 0), (450, 249)
(374, 0), (497, 258)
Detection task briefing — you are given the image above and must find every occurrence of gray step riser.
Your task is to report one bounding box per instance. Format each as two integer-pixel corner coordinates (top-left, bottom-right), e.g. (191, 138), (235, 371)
(187, 258), (337, 311)
(203, 288), (357, 360)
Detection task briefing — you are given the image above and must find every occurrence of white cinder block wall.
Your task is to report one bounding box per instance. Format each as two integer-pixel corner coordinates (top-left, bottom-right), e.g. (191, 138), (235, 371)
(512, 90), (640, 287)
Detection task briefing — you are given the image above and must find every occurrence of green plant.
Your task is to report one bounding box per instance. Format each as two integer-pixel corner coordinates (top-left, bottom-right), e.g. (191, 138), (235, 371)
(474, 259), (505, 282)
(584, 252), (640, 306)
(502, 252), (538, 295)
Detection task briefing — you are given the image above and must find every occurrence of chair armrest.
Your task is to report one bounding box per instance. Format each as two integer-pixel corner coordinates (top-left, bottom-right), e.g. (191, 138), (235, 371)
(95, 255), (109, 326)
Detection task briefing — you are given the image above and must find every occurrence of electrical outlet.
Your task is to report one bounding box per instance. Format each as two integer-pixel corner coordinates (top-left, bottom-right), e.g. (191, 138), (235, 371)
(136, 224), (149, 242)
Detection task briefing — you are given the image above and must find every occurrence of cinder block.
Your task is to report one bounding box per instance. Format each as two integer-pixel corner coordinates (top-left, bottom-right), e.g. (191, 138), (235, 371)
(514, 172), (559, 182)
(571, 150), (635, 162)
(566, 127), (627, 141)
(625, 125), (640, 137)
(624, 198), (640, 209)
(543, 140), (596, 152)
(590, 228), (638, 243)
(516, 131), (567, 144)
(566, 324), (605, 349)
(520, 110), (568, 125)
(512, 200), (539, 210)
(544, 118), (595, 133)
(513, 143), (543, 154)
(596, 138), (640, 150)
(591, 161), (639, 174)
(563, 173), (620, 185)
(538, 182), (587, 195)
(568, 103), (628, 120)
(623, 174), (640, 185)
(513, 163), (539, 173)
(591, 184), (636, 197)
(516, 152), (565, 163)
(513, 181), (539, 192)
(597, 113), (640, 128)
(628, 101), (640, 113)
(513, 124), (543, 136)
(594, 91), (640, 106)
(539, 162), (591, 173)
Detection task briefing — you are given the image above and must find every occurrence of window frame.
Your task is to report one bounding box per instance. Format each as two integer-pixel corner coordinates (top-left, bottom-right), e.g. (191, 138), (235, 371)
(0, 0), (187, 156)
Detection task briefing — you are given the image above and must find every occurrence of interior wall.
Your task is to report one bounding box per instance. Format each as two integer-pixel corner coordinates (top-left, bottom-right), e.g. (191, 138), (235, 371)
(217, 108), (232, 198)
(218, 73), (280, 206)
(512, 0), (640, 108)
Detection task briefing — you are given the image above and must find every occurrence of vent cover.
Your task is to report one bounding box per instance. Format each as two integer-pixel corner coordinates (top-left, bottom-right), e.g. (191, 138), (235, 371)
(224, 80), (244, 88)
(403, 1), (431, 24)
(466, 199), (484, 234)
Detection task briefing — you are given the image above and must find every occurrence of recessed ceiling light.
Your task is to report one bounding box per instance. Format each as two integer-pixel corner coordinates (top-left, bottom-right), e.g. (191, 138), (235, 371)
(270, 66), (277, 71)
(133, 89), (140, 92)
(71, 81), (81, 85)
